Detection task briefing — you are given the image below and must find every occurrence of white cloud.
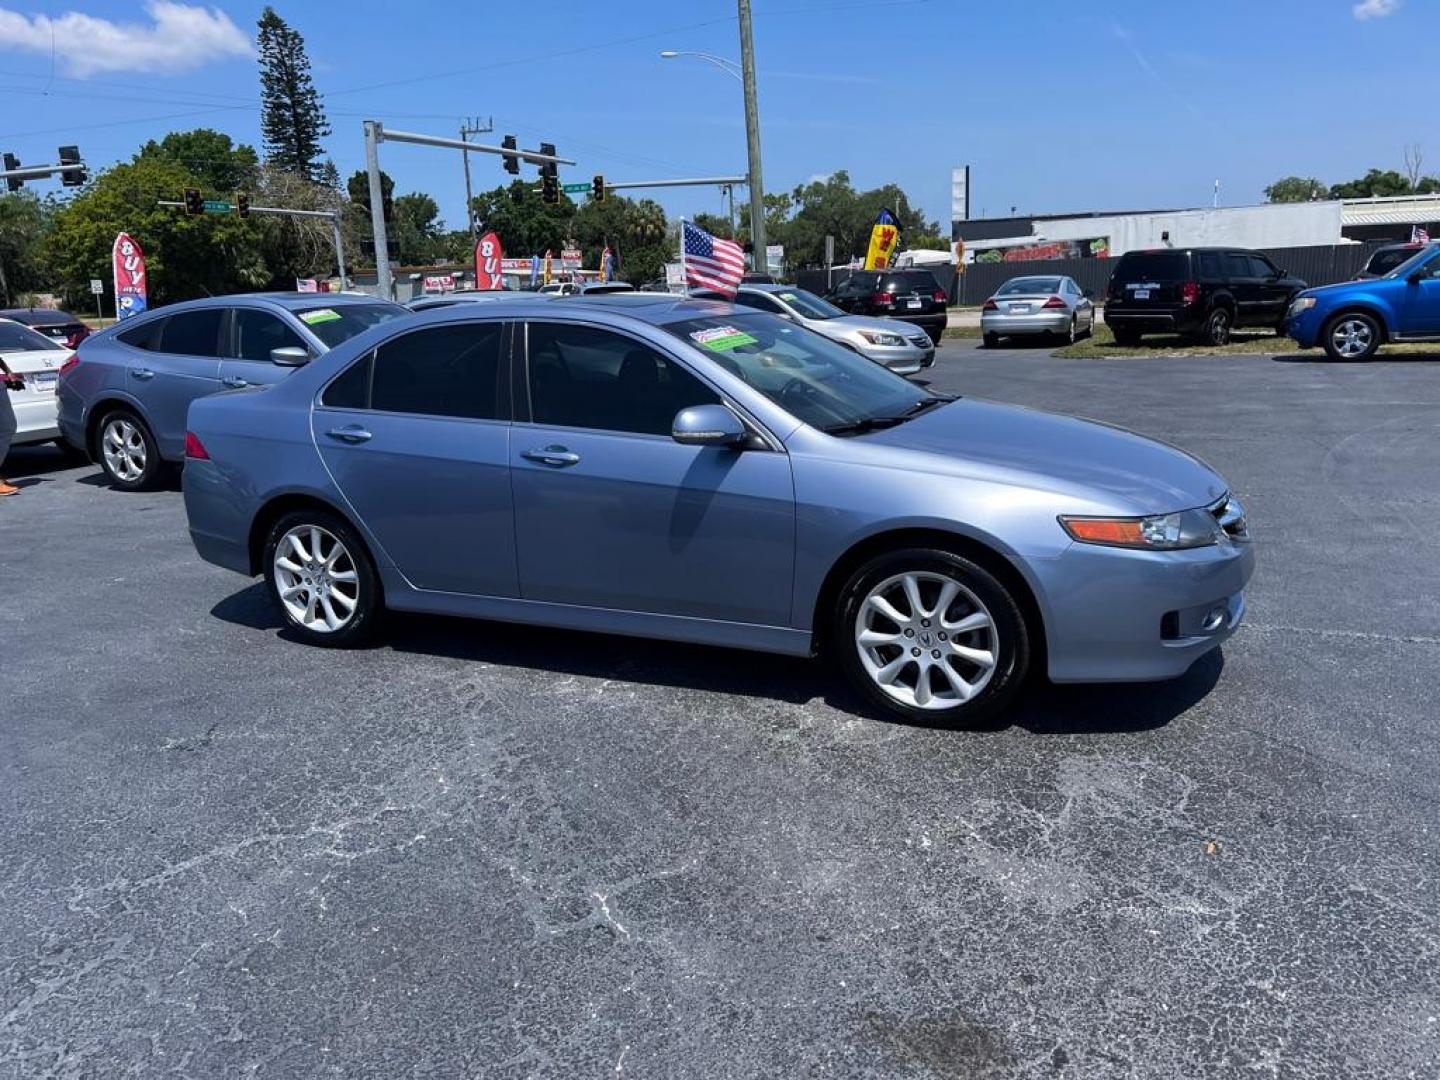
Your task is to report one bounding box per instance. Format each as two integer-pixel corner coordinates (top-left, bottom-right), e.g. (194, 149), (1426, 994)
(0, 2), (252, 77)
(1353, 0), (1402, 20)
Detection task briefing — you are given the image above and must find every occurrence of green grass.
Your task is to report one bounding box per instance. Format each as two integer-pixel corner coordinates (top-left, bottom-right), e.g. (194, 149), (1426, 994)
(942, 325), (980, 339)
(1052, 325), (1299, 359)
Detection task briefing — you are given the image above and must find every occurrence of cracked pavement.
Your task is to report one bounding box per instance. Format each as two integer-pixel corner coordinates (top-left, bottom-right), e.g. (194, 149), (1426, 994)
(2, 343), (1438, 1077)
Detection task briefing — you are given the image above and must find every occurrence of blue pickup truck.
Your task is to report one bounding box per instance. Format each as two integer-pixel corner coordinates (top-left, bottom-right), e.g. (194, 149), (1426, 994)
(1286, 243), (1440, 360)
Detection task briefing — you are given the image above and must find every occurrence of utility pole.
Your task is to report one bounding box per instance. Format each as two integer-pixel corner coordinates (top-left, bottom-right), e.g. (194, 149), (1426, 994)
(460, 116), (494, 237)
(737, 0), (766, 270)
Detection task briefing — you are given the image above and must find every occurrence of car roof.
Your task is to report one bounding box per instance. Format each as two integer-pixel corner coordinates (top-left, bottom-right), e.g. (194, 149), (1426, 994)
(0, 307), (79, 323)
(131, 292), (398, 317)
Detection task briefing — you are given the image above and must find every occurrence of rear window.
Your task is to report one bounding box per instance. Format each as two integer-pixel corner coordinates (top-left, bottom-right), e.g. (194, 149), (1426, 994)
(1367, 247), (1421, 276)
(294, 303), (406, 349)
(3, 309), (73, 327)
(835, 273), (880, 294)
(997, 277), (1060, 296)
(882, 271), (941, 293)
(0, 322), (65, 351)
(1111, 252), (1189, 284)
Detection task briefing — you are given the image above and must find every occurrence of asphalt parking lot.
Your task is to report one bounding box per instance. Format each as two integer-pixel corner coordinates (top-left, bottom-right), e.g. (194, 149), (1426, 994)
(3, 342), (1439, 1079)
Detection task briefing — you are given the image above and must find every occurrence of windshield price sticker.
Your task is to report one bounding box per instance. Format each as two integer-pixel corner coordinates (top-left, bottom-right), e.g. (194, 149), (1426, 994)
(691, 326), (757, 351)
(299, 308), (342, 325)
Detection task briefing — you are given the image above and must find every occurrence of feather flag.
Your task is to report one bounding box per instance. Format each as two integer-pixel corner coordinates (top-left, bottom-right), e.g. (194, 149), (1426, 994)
(863, 208), (900, 270)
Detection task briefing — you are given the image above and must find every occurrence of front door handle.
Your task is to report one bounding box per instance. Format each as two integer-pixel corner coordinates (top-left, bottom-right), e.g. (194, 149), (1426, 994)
(325, 425), (372, 444)
(521, 445), (581, 467)
(221, 376), (249, 388)
(128, 367), (155, 381)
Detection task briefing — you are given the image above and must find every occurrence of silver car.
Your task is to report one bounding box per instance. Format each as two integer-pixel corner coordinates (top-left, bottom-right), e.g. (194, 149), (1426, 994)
(981, 275), (1096, 347)
(694, 284), (935, 374)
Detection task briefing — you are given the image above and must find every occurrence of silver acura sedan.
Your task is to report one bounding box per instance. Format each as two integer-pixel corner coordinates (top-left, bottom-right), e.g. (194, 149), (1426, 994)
(982, 275), (1096, 347)
(693, 284), (934, 374)
(181, 294), (1253, 727)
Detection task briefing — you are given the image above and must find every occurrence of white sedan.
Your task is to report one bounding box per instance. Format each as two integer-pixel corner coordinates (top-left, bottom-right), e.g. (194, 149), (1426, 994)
(1, 318), (74, 451)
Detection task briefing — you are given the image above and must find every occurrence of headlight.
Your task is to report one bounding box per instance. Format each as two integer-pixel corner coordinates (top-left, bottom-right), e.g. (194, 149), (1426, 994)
(1287, 296), (1317, 317)
(858, 331), (906, 347)
(1059, 508), (1221, 550)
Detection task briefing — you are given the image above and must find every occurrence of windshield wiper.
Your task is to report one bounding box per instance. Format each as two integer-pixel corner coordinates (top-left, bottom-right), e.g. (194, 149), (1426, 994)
(823, 395), (955, 437)
(904, 395), (954, 416)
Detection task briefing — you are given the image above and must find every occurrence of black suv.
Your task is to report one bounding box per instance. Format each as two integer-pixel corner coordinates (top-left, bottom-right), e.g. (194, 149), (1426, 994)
(1103, 248), (1306, 346)
(826, 268), (948, 343)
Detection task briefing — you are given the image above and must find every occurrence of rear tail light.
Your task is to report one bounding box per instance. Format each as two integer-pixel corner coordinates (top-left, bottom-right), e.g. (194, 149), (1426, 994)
(64, 328), (89, 349)
(982, 298), (998, 311)
(871, 291), (895, 306)
(1042, 295), (1067, 309)
(932, 290), (947, 303)
(184, 431), (210, 460)
(1181, 281), (1200, 305)
(59, 354), (80, 376)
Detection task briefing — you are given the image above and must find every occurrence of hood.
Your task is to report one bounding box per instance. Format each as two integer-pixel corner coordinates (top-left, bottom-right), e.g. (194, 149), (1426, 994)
(862, 398), (1227, 512)
(1300, 278), (1390, 299)
(819, 314), (929, 338)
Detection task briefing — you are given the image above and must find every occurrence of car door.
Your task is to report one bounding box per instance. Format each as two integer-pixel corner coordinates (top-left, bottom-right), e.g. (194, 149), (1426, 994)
(510, 320), (795, 626)
(220, 307), (315, 389)
(130, 308), (225, 459)
(311, 320), (519, 597)
(1222, 252), (1261, 323)
(1397, 250), (1440, 335)
(1248, 255), (1289, 324)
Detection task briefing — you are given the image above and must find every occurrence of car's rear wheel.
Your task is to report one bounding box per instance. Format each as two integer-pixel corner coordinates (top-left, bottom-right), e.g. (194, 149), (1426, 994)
(1065, 316), (1078, 345)
(833, 548), (1029, 726)
(1203, 307), (1232, 346)
(96, 410), (161, 491)
(1112, 327), (1141, 346)
(983, 332), (1000, 349)
(1323, 312), (1381, 361)
(263, 509), (382, 647)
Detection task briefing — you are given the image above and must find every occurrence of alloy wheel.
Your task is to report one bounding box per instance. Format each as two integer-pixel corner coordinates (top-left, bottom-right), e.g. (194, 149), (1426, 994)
(101, 417), (147, 482)
(273, 525), (360, 633)
(1330, 318), (1374, 358)
(853, 571), (998, 710)
(1209, 310), (1231, 345)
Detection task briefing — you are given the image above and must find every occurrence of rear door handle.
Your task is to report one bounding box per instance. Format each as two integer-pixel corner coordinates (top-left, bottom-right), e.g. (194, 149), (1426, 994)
(521, 445), (580, 467)
(221, 376), (249, 388)
(128, 368), (155, 381)
(325, 425), (372, 444)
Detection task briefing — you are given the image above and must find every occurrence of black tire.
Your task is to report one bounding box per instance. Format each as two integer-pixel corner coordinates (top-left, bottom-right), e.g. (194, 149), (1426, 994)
(262, 508), (383, 648)
(1065, 316), (1078, 345)
(1321, 311), (1382, 362)
(1202, 306), (1232, 347)
(1111, 327), (1141, 346)
(982, 332), (1000, 349)
(94, 408), (163, 491)
(833, 547), (1030, 727)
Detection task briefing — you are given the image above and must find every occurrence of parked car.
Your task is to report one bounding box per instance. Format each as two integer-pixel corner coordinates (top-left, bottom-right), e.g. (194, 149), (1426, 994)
(981, 275), (1096, 347)
(538, 282), (579, 296)
(0, 318), (74, 454)
(741, 273), (778, 285)
(571, 281), (636, 295)
(826, 268), (949, 344)
(691, 283), (934, 373)
(56, 292), (408, 490)
(1353, 241), (1428, 280)
(1103, 248), (1306, 346)
(182, 295), (1253, 726)
(1285, 242), (1440, 361)
(0, 306), (91, 349)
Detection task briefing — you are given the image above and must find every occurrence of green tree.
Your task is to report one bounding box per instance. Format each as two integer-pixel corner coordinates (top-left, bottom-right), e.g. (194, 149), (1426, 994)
(691, 212), (735, 239)
(47, 154), (267, 306)
(775, 171), (939, 267)
(257, 7), (331, 181)
(470, 181), (575, 258)
(0, 191), (55, 305)
(572, 195), (669, 284)
(1330, 169), (1416, 198)
(392, 191), (442, 265)
(1264, 176), (1326, 203)
(139, 128), (259, 195)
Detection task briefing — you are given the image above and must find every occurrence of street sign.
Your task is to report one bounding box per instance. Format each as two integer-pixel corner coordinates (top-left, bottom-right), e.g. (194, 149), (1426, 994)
(202, 199), (232, 214)
(89, 279), (104, 295)
(562, 183), (589, 194)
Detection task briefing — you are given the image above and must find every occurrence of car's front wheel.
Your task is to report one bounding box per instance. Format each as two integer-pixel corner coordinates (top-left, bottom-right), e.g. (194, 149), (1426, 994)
(96, 409), (162, 491)
(834, 548), (1030, 726)
(263, 509), (382, 647)
(1323, 312), (1382, 361)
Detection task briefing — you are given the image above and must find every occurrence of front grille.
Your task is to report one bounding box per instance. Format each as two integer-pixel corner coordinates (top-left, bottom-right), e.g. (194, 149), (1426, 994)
(1208, 493), (1248, 541)
(908, 334), (931, 348)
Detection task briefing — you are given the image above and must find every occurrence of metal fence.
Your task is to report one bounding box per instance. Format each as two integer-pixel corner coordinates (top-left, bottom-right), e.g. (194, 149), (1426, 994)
(797, 242), (1393, 307)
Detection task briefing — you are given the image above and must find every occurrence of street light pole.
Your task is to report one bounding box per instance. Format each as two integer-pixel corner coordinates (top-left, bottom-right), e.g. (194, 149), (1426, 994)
(737, 0), (766, 270)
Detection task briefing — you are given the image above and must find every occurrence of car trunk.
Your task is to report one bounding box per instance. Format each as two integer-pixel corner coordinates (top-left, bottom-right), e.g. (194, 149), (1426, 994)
(1, 345), (70, 395)
(1108, 252), (1190, 308)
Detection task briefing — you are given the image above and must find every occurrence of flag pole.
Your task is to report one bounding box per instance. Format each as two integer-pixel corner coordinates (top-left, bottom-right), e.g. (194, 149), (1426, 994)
(678, 217), (687, 295)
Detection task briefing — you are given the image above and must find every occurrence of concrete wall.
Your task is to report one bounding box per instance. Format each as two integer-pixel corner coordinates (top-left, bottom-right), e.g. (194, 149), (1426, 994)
(1031, 202), (1346, 257)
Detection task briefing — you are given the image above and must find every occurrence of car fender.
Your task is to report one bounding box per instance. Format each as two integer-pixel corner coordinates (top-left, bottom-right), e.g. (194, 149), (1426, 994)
(84, 387), (159, 448)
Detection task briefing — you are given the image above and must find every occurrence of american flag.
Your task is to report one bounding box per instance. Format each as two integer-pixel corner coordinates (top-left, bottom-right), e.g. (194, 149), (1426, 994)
(683, 221), (745, 296)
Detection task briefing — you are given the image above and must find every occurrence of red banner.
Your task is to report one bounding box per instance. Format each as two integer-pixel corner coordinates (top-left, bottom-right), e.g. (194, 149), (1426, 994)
(112, 232), (148, 319)
(474, 231), (504, 290)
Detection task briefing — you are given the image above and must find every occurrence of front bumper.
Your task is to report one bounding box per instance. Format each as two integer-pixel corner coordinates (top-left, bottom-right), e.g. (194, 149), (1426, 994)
(1037, 535), (1256, 683)
(850, 337), (933, 375)
(1284, 308), (1325, 348)
(981, 311), (1071, 336)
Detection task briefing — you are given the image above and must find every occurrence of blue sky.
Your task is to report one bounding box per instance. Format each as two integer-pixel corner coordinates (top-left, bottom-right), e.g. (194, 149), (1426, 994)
(0, 0), (1431, 233)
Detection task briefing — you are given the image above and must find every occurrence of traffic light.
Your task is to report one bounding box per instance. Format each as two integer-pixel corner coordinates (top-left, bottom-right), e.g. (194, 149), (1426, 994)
(57, 145), (85, 187)
(3, 153), (22, 192)
(592, 174), (606, 203)
(539, 142), (557, 180)
(183, 187), (204, 216)
(236, 191), (250, 217)
(541, 173), (559, 205)
(501, 134), (519, 175)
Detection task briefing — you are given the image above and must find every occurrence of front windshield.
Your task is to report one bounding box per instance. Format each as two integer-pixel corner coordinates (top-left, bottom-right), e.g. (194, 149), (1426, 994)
(774, 289), (845, 320)
(1383, 246), (1439, 279)
(295, 303), (406, 349)
(998, 277), (1060, 296)
(665, 312), (936, 432)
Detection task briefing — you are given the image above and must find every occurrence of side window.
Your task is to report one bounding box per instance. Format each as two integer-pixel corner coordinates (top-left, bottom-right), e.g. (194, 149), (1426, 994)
(231, 309), (308, 362)
(117, 318), (163, 350)
(322, 352), (372, 409)
(1197, 253), (1222, 279)
(1223, 253), (1253, 279)
(735, 293), (781, 313)
(362, 322), (505, 420)
(1248, 255), (1278, 279)
(158, 310), (224, 357)
(1415, 254), (1440, 280)
(526, 323), (720, 437)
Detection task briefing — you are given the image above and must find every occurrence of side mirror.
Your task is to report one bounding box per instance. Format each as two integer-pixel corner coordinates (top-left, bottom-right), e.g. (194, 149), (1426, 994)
(271, 346), (311, 367)
(671, 403), (747, 447)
